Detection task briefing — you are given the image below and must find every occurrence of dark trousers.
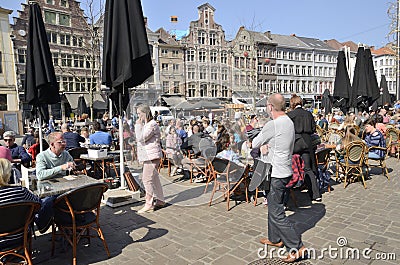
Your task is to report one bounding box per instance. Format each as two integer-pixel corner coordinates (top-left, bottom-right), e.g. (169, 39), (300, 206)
(268, 177), (303, 250)
(301, 152), (321, 200)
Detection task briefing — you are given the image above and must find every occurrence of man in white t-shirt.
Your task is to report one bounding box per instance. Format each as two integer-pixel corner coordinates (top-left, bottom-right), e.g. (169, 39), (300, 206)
(252, 93), (306, 262)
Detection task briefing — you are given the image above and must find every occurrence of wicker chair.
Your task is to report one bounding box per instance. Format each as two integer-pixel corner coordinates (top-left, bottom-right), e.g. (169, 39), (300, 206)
(51, 183), (110, 265)
(335, 141), (367, 188)
(0, 201), (40, 265)
(365, 145), (389, 180)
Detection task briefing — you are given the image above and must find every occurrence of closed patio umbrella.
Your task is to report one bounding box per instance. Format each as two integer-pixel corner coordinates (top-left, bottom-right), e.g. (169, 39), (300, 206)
(321, 89), (332, 114)
(77, 95), (88, 116)
(102, 0), (154, 184)
(365, 48), (380, 106)
(350, 47), (369, 110)
(332, 50), (351, 113)
(377, 75), (391, 107)
(24, 2), (60, 151)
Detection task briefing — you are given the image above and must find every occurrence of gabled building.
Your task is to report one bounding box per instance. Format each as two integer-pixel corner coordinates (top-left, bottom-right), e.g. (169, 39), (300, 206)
(11, 0), (104, 120)
(180, 3), (231, 100)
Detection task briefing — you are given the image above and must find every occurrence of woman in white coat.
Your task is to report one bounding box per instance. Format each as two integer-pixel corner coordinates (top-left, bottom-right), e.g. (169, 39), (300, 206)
(135, 105), (165, 213)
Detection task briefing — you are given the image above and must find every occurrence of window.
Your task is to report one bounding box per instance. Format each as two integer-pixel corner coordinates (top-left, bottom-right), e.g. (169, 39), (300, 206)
(161, 63), (168, 71)
(198, 31), (205, 44)
(0, 94), (6, 111)
(211, 85), (218, 97)
(277, 64), (282, 74)
(59, 14), (70, 26)
(18, 49), (26, 63)
(221, 68), (228, 81)
(288, 52), (293, 60)
(209, 32), (216, 45)
(60, 34), (66, 45)
(188, 83), (196, 97)
(187, 49), (195, 61)
(75, 77), (85, 92)
(161, 49), (168, 56)
(200, 84), (207, 97)
(199, 67), (207, 79)
(221, 52), (227, 64)
(46, 0), (54, 4)
(51, 32), (57, 43)
(172, 50), (179, 57)
(173, 81), (180, 93)
(210, 51), (217, 63)
(211, 68), (218, 80)
(199, 50), (206, 62)
(60, 0), (67, 7)
(222, 86), (228, 97)
(44, 11), (56, 24)
(65, 34), (70, 46)
(162, 81), (169, 93)
(52, 52), (59, 65)
(173, 64), (179, 71)
(188, 66), (195, 79)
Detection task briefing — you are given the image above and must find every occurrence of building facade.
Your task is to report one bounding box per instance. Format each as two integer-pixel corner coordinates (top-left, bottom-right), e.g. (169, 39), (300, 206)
(372, 46), (396, 95)
(11, 0), (103, 119)
(180, 3), (231, 100)
(0, 7), (18, 112)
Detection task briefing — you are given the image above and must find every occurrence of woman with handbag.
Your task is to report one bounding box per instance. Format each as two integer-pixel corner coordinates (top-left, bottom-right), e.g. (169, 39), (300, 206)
(135, 105), (165, 213)
(287, 94), (321, 202)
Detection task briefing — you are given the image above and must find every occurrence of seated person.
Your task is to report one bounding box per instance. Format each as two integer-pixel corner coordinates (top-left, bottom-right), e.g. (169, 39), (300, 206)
(61, 123), (85, 150)
(364, 119), (386, 159)
(3, 131), (32, 168)
(21, 127), (36, 149)
(165, 126), (183, 175)
(28, 131), (50, 162)
(36, 132), (75, 181)
(180, 123), (203, 157)
(89, 122), (112, 145)
(335, 126), (360, 160)
(216, 133), (245, 167)
(0, 158), (41, 248)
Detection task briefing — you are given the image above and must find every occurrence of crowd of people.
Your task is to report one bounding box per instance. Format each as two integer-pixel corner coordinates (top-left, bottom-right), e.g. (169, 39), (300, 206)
(1, 94), (398, 262)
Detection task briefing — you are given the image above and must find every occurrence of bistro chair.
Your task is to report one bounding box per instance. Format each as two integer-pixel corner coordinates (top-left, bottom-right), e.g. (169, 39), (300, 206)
(335, 141), (367, 189)
(51, 183), (110, 265)
(386, 128), (399, 158)
(365, 145), (389, 180)
(68, 147), (88, 175)
(0, 201), (41, 265)
(209, 157), (249, 211)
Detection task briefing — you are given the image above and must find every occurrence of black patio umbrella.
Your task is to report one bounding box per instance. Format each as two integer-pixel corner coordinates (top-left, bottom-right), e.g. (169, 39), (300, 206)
(77, 95), (88, 116)
(321, 89), (332, 114)
(332, 50), (351, 113)
(375, 75), (391, 107)
(365, 48), (380, 106)
(24, 2), (60, 122)
(102, 0), (153, 115)
(350, 47), (370, 110)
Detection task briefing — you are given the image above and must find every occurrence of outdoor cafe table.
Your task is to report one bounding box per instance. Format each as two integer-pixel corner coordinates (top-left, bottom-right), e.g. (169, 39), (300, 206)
(80, 154), (119, 180)
(33, 175), (101, 198)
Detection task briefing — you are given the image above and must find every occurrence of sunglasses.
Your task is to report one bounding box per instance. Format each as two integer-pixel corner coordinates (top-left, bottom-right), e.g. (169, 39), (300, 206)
(4, 139), (14, 142)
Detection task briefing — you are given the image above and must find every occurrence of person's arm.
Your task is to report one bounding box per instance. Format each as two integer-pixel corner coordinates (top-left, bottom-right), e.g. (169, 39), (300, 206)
(14, 147), (32, 164)
(252, 121), (274, 148)
(78, 135), (85, 143)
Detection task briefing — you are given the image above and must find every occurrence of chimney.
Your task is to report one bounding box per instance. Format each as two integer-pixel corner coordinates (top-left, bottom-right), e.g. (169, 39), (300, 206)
(264, 31), (271, 39)
(291, 33), (296, 37)
(144, 17), (148, 26)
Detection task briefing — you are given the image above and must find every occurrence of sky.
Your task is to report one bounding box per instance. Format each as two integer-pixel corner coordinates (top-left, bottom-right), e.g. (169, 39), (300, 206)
(0, 0), (394, 48)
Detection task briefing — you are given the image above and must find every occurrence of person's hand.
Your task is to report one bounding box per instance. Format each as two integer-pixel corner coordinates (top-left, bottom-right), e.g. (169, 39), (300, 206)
(61, 162), (75, 171)
(260, 144), (269, 155)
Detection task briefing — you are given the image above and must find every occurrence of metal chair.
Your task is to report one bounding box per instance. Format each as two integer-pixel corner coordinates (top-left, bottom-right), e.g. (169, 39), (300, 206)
(208, 158), (249, 211)
(0, 201), (41, 265)
(51, 183), (110, 265)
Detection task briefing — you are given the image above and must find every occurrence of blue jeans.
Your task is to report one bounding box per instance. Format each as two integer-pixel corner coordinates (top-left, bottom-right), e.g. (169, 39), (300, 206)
(34, 195), (57, 233)
(368, 152), (381, 159)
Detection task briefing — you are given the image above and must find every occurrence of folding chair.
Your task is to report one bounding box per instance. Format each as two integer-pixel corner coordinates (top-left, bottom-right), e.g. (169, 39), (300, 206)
(209, 158), (249, 211)
(0, 201), (41, 265)
(51, 183), (110, 265)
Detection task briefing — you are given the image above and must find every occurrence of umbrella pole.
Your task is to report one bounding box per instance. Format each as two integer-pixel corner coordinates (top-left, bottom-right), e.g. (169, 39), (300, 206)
(119, 91), (126, 188)
(38, 113), (43, 153)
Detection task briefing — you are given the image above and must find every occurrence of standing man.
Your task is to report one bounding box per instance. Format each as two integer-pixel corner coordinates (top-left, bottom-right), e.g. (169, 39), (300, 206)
(252, 94), (306, 263)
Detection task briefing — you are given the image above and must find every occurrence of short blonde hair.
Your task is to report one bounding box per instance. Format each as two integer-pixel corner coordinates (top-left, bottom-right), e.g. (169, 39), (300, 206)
(0, 158), (12, 186)
(48, 132), (63, 144)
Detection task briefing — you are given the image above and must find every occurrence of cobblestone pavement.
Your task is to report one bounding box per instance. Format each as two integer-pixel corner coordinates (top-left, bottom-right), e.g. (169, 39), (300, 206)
(29, 157), (400, 265)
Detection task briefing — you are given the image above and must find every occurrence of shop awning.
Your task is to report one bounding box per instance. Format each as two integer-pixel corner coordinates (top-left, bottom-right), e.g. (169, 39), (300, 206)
(65, 93), (107, 110)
